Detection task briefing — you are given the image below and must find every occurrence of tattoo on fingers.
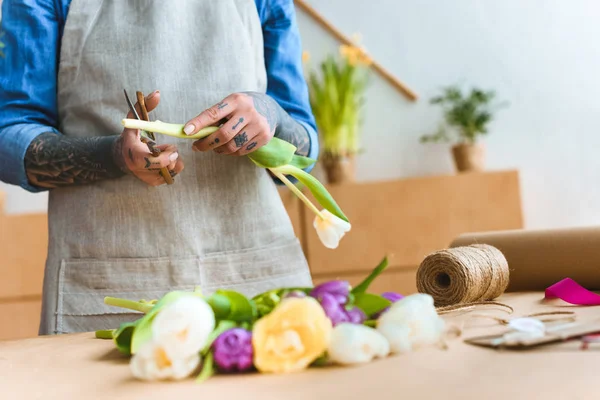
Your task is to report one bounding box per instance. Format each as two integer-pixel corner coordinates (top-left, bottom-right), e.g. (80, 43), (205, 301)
(217, 102), (228, 110)
(232, 118), (244, 130)
(209, 138), (220, 147)
(234, 132), (249, 148)
(144, 157), (161, 169)
(246, 142), (257, 151)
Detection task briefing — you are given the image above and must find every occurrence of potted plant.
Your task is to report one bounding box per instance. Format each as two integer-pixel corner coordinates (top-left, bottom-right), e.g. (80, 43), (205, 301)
(420, 85), (506, 173)
(306, 39), (370, 184)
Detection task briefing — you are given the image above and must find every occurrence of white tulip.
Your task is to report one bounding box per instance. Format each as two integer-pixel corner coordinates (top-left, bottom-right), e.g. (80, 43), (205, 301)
(130, 340), (200, 381)
(328, 323), (390, 365)
(152, 295), (216, 359)
(376, 293), (445, 353)
(314, 209), (351, 249)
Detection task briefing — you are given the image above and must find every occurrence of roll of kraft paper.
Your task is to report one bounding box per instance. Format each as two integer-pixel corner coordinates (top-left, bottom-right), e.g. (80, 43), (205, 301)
(450, 226), (600, 292)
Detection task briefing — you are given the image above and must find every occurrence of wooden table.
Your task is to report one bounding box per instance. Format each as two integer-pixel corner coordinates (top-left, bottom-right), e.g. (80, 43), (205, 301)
(1, 293), (598, 400)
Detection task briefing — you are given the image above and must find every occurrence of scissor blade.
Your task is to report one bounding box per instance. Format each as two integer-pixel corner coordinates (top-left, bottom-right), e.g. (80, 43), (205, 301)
(123, 89), (153, 141)
(123, 89), (141, 120)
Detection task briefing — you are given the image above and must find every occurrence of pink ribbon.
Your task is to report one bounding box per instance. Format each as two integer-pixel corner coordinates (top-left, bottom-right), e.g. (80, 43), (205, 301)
(545, 278), (600, 305)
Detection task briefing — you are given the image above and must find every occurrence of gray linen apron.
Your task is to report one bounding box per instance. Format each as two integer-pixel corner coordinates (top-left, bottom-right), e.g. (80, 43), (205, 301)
(40, 0), (313, 335)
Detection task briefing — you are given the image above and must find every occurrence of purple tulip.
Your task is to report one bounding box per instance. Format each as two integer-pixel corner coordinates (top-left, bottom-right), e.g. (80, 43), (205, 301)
(212, 328), (253, 372)
(310, 280), (350, 304)
(373, 292), (404, 319)
(382, 292), (404, 302)
(346, 307), (367, 324)
(319, 292), (350, 326)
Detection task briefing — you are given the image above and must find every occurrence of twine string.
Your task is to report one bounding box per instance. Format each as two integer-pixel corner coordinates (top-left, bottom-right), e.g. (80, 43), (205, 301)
(417, 244), (510, 307)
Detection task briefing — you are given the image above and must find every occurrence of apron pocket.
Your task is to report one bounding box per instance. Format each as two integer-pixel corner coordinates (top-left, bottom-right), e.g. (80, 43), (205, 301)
(200, 238), (313, 297)
(56, 257), (200, 334)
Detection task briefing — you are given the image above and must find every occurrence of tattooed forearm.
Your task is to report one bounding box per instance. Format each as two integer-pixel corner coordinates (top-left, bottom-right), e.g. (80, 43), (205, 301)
(244, 92), (311, 157)
(24, 132), (126, 189)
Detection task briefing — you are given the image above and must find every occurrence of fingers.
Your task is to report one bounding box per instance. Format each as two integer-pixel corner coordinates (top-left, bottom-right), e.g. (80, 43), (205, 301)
(193, 113), (249, 152)
(235, 134), (263, 156)
(217, 129), (258, 155)
(127, 90), (161, 119)
(128, 144), (178, 170)
(184, 94), (241, 136)
(171, 158), (185, 177)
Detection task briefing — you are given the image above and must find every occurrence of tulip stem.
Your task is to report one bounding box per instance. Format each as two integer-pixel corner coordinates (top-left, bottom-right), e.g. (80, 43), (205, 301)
(104, 297), (154, 314)
(95, 329), (115, 339)
(270, 168), (324, 220)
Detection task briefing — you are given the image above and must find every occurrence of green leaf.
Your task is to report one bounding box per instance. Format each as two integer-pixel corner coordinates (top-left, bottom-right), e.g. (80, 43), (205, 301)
(130, 291), (191, 354)
(206, 293), (231, 320)
(351, 257), (389, 295)
(215, 290), (257, 322)
(353, 293), (391, 317)
(363, 320), (377, 327)
(201, 320), (238, 356)
(274, 164), (348, 222)
(248, 137), (297, 168)
(196, 352), (215, 383)
(288, 154), (316, 170)
(114, 322), (137, 355)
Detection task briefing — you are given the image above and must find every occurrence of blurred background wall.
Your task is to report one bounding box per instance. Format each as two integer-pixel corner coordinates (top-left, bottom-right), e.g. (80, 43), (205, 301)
(3, 0), (600, 229)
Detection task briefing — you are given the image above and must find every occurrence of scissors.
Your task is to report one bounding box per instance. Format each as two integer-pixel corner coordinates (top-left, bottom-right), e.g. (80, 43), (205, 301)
(123, 89), (174, 185)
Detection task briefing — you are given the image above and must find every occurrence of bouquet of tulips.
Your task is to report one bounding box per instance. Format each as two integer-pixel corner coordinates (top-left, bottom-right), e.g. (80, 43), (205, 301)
(96, 258), (447, 382)
(122, 118), (350, 249)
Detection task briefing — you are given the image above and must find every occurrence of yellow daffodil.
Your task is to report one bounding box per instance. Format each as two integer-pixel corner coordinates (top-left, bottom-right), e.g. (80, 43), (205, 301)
(252, 297), (332, 373)
(302, 50), (311, 64)
(314, 209), (351, 249)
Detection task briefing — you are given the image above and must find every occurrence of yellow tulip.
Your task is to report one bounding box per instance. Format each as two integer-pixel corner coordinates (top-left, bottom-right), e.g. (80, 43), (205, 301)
(252, 297), (332, 373)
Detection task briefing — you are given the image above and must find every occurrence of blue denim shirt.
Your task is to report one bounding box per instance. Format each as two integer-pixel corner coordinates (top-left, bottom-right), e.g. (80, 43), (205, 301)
(0, 0), (317, 192)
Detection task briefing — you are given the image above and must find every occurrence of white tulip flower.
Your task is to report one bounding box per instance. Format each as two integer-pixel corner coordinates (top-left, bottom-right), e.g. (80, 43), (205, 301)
(328, 323), (390, 365)
(152, 296), (216, 359)
(314, 209), (351, 249)
(376, 293), (445, 353)
(130, 340), (201, 381)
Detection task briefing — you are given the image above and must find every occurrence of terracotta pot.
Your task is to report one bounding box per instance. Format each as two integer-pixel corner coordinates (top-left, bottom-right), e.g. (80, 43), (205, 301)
(452, 143), (485, 172)
(323, 154), (356, 184)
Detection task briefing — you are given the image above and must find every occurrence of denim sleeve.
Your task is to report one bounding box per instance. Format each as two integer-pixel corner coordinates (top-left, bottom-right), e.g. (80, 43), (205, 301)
(260, 0), (319, 176)
(0, 0), (62, 192)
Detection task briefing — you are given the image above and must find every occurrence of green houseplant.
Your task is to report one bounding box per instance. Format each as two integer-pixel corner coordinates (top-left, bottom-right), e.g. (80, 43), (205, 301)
(306, 40), (370, 184)
(421, 85), (506, 172)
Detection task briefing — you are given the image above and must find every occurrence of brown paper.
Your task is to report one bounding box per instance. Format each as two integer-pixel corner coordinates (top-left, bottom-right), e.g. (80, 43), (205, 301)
(451, 226), (600, 291)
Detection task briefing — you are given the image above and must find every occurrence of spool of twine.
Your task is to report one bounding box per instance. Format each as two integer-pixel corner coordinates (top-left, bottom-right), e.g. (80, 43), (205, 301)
(416, 244), (510, 307)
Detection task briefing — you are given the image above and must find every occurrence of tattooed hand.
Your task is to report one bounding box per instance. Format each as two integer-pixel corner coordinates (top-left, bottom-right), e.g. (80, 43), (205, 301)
(184, 92), (311, 157)
(116, 91), (184, 186)
(24, 91), (183, 189)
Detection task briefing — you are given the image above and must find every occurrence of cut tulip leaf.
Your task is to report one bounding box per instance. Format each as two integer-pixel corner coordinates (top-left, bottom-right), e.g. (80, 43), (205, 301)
(351, 257), (389, 295)
(353, 293), (392, 317)
(114, 322), (137, 355)
(275, 164), (348, 222)
(247, 137), (297, 168)
(215, 290), (257, 322)
(288, 154), (317, 170)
